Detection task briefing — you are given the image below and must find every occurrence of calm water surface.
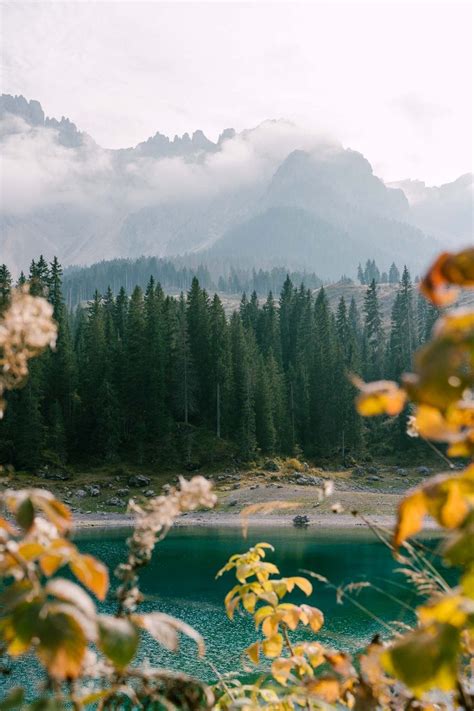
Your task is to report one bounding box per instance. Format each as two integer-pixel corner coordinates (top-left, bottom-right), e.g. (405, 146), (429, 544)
(4, 526), (428, 695)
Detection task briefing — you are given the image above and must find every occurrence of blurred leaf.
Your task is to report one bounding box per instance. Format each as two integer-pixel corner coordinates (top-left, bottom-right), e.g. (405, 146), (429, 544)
(442, 514), (474, 568)
(271, 657), (293, 684)
(98, 615), (139, 670)
(36, 603), (89, 679)
(45, 578), (96, 619)
(27, 700), (64, 711)
(354, 379), (406, 417)
(5, 598), (43, 656)
(39, 539), (74, 577)
(15, 498), (34, 531)
(0, 517), (16, 535)
(382, 622), (460, 696)
(418, 594), (471, 628)
(305, 676), (341, 703)
(394, 466), (474, 546)
(0, 688), (24, 710)
(394, 491), (426, 548)
(70, 553), (109, 600)
(421, 248), (474, 306)
(35, 497), (72, 534)
(134, 611), (205, 657)
(403, 310), (474, 411)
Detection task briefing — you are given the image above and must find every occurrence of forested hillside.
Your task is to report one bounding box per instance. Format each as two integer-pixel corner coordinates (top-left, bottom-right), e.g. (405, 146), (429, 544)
(62, 256), (323, 307)
(0, 257), (440, 471)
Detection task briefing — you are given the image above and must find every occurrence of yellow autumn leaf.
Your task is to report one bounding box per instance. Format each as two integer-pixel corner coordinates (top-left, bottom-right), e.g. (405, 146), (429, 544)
(394, 491), (427, 547)
(271, 658), (294, 685)
(418, 594), (471, 628)
(285, 576), (313, 596)
(305, 676), (341, 703)
(262, 614), (280, 638)
(246, 641), (260, 664)
(254, 605), (274, 626)
(395, 465), (474, 546)
(70, 554), (109, 601)
(382, 622), (461, 696)
(262, 633), (283, 658)
(421, 247), (474, 306)
(354, 379), (406, 417)
(300, 605), (324, 633)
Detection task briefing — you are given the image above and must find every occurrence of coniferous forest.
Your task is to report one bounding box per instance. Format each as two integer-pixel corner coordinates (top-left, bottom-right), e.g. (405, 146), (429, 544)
(0, 256), (439, 471)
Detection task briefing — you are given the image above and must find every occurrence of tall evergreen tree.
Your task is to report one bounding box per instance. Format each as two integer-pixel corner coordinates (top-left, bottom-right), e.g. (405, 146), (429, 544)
(363, 280), (385, 380)
(230, 312), (256, 460)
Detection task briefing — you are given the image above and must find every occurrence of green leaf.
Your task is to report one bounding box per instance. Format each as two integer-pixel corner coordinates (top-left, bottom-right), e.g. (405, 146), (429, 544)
(442, 515), (474, 568)
(98, 615), (139, 670)
(27, 700), (64, 711)
(382, 622), (460, 696)
(0, 688), (24, 710)
(16, 498), (34, 531)
(8, 598), (43, 655)
(36, 603), (89, 679)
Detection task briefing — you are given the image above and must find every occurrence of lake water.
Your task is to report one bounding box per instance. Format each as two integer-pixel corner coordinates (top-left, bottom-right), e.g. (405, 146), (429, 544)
(2, 525), (430, 696)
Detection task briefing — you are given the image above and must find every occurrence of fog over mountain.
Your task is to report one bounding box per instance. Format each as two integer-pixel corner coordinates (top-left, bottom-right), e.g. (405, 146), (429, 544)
(1, 94), (472, 277)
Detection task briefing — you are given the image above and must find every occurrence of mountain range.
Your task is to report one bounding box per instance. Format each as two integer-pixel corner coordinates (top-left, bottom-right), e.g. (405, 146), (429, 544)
(0, 94), (472, 277)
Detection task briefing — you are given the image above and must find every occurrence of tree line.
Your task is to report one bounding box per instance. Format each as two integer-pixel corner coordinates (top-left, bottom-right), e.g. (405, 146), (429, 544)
(61, 256), (323, 308)
(0, 257), (438, 470)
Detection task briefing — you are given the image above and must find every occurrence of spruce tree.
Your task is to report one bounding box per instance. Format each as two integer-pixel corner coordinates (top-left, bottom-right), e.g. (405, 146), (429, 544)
(230, 312), (256, 460)
(0, 264), (12, 312)
(255, 356), (276, 453)
(389, 262), (400, 284)
(172, 293), (196, 425)
(363, 280), (385, 380)
(208, 294), (232, 438)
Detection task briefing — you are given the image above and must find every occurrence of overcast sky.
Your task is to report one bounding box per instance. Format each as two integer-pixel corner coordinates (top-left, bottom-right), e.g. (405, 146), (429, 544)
(1, 0), (472, 185)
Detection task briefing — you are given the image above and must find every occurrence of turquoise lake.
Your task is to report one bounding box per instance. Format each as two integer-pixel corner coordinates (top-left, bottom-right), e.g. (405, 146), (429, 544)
(2, 525), (436, 695)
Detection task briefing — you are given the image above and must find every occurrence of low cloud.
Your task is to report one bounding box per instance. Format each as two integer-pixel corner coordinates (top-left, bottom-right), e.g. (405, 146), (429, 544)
(0, 114), (338, 217)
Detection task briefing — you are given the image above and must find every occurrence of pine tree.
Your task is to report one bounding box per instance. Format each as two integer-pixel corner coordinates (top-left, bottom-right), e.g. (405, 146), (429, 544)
(208, 294), (232, 438)
(257, 292), (281, 361)
(388, 266), (416, 378)
(124, 286), (147, 458)
(279, 276), (295, 370)
(255, 356), (276, 453)
(172, 294), (196, 425)
(0, 264), (12, 312)
(230, 312), (256, 460)
(389, 262), (400, 285)
(45, 258), (76, 448)
(363, 280), (385, 380)
(144, 277), (167, 442)
(187, 278), (211, 418)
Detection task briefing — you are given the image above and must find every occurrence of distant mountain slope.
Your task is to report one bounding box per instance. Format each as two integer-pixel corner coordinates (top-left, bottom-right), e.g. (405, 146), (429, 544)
(1, 93), (470, 277)
(390, 174), (473, 247)
(205, 206), (352, 272)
